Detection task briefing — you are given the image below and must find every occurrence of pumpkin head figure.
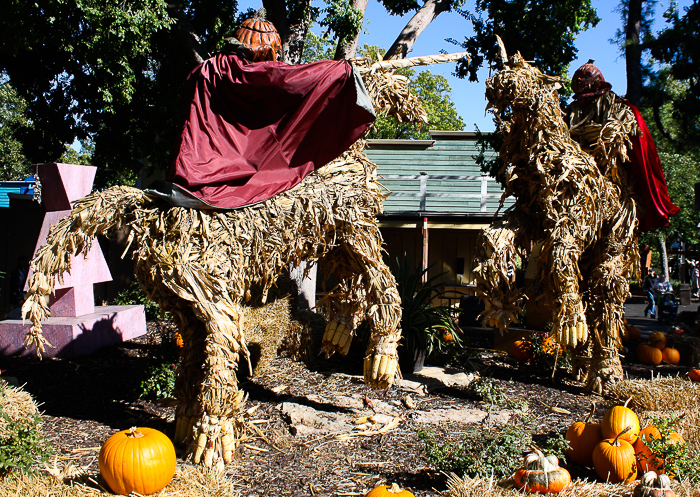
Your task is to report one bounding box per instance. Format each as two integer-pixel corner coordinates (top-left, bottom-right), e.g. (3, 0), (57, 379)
(513, 449), (571, 493)
(234, 8), (281, 62)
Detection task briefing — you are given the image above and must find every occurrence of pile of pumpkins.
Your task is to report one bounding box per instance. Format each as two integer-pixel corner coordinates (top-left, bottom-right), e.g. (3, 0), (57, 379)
(634, 332), (680, 366)
(565, 402), (684, 484)
(509, 333), (560, 362)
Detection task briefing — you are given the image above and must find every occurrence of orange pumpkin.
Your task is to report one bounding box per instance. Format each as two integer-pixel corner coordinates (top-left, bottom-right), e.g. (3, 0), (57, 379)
(649, 332), (667, 350)
(689, 367), (700, 382)
(601, 404), (640, 443)
(592, 428), (638, 483)
(99, 427), (176, 496)
(565, 418), (603, 467)
(235, 9), (281, 62)
(633, 425), (684, 476)
(626, 325), (642, 341)
(661, 347), (680, 365)
(513, 449), (571, 493)
(509, 339), (534, 362)
(365, 483), (415, 497)
(637, 343), (663, 365)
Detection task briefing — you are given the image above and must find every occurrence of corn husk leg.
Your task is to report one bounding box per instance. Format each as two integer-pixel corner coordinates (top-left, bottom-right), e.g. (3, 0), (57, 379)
(583, 200), (639, 394)
(473, 220), (525, 332)
(318, 247), (369, 358)
(21, 186), (147, 356)
(189, 300), (247, 469)
(362, 257), (401, 389)
(170, 309), (207, 447)
(341, 229), (402, 389)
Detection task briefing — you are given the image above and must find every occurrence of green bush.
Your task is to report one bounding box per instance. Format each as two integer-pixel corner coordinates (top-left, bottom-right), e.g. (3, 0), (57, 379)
(642, 414), (700, 482)
(139, 361), (177, 400)
(0, 381), (52, 476)
(420, 377), (568, 479)
(111, 280), (165, 321)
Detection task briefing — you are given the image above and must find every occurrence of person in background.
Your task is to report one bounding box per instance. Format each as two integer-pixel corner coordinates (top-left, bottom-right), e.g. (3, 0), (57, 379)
(653, 272), (673, 295)
(642, 268), (657, 318)
(690, 260), (700, 298)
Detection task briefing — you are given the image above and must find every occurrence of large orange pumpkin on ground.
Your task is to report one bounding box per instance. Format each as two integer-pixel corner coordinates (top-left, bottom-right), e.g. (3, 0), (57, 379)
(509, 339), (534, 362)
(661, 347), (680, 365)
(637, 343), (663, 365)
(99, 427), (176, 496)
(592, 429), (638, 483)
(365, 483), (415, 497)
(565, 409), (603, 467)
(601, 404), (640, 443)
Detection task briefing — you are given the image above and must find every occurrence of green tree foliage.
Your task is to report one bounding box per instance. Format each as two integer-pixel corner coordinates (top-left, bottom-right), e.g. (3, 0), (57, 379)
(0, 0), (238, 188)
(646, 1), (700, 154)
(449, 0), (599, 82)
(639, 151), (700, 256)
(0, 79), (32, 180)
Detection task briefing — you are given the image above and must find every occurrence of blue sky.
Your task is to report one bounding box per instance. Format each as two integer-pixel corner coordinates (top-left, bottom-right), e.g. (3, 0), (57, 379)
(238, 0), (693, 131)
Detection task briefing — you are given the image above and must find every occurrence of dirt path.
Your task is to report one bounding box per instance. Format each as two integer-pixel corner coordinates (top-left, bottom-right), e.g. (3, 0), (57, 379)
(1, 320), (686, 496)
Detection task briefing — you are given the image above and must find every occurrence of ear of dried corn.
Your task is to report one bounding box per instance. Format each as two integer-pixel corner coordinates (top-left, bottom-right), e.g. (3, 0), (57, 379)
(476, 50), (640, 394)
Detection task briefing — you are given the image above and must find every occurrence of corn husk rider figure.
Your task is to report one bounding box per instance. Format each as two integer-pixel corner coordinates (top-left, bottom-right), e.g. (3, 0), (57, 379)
(564, 60), (678, 389)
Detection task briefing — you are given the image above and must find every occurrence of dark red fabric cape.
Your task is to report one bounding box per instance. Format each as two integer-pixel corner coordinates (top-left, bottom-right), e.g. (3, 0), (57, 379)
(166, 54), (375, 209)
(625, 103), (680, 232)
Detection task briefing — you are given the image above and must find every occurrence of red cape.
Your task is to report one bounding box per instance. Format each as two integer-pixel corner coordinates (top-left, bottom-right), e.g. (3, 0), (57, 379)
(166, 54), (375, 209)
(626, 103), (680, 232)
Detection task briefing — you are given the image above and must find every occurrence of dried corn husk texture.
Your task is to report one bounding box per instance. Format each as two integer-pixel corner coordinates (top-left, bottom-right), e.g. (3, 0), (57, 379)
(19, 55), (469, 468)
(474, 50), (640, 394)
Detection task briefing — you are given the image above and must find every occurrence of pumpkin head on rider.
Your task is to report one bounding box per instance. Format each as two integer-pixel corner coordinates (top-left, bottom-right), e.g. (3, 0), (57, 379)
(571, 59), (612, 100)
(231, 8), (281, 62)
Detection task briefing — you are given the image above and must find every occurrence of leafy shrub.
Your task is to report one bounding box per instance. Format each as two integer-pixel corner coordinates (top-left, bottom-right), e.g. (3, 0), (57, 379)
(420, 377), (568, 479)
(642, 414), (700, 482)
(390, 255), (463, 356)
(111, 280), (165, 321)
(420, 421), (568, 479)
(0, 381), (52, 476)
(139, 361), (177, 400)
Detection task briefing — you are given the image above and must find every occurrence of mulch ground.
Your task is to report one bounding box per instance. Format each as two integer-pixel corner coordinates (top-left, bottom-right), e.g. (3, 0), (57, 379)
(0, 320), (690, 496)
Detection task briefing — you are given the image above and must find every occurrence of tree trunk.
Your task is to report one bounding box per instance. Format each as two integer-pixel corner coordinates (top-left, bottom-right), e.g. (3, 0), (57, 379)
(167, 2), (209, 65)
(263, 0), (312, 64)
(334, 0), (370, 60)
(384, 0), (452, 60)
(625, 0), (643, 106)
(659, 232), (669, 280)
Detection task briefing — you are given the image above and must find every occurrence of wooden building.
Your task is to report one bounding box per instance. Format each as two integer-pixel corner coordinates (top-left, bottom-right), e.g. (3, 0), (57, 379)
(365, 130), (513, 302)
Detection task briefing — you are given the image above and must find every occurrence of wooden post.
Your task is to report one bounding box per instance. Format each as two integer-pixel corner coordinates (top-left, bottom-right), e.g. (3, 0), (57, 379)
(422, 216), (429, 284)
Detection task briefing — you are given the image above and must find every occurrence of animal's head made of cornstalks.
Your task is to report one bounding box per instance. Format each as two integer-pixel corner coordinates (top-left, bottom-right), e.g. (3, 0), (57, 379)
(485, 36), (566, 116)
(353, 52), (469, 126)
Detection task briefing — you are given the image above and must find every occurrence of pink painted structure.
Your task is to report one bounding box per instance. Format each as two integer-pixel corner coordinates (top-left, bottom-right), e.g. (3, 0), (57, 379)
(0, 163), (146, 358)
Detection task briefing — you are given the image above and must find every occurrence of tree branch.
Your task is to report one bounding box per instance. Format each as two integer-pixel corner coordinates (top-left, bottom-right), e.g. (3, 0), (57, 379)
(334, 0), (370, 60)
(652, 104), (676, 144)
(384, 0), (452, 60)
(167, 2), (209, 65)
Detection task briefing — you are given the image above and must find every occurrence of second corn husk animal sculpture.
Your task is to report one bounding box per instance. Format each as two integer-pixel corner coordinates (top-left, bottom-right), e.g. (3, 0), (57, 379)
(21, 52), (467, 468)
(473, 41), (639, 395)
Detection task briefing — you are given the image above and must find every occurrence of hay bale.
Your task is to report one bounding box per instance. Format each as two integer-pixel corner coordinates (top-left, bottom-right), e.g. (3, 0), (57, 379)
(607, 376), (700, 453)
(443, 473), (698, 497)
(0, 380), (40, 439)
(0, 465), (245, 496)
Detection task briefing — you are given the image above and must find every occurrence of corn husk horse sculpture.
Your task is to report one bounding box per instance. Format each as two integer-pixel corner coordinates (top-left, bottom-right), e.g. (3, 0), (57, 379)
(473, 40), (639, 394)
(21, 52), (467, 470)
